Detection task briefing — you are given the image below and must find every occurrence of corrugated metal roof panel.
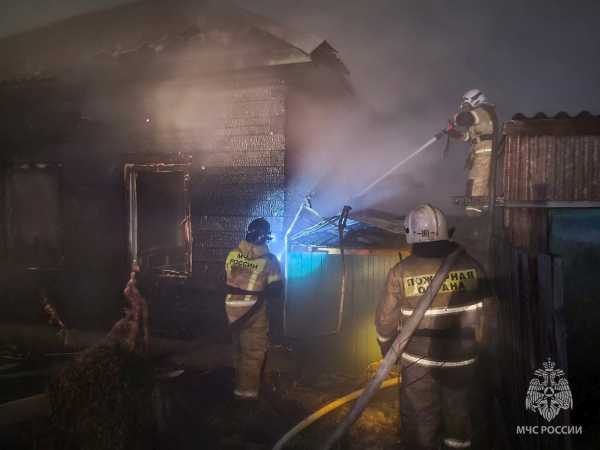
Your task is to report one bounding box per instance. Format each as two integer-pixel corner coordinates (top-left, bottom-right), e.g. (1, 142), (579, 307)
(511, 111), (600, 120)
(289, 209), (406, 248)
(504, 112), (600, 136)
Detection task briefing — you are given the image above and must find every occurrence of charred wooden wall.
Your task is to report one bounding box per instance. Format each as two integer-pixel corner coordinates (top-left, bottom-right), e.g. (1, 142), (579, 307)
(0, 71), (288, 334)
(168, 77), (287, 290)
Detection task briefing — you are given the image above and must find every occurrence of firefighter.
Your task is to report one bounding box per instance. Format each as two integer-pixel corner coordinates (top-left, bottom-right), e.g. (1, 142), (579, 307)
(225, 218), (282, 400)
(375, 204), (491, 450)
(447, 89), (498, 217)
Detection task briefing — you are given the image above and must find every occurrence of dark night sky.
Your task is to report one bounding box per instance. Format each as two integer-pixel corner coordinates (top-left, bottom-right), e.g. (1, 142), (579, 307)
(2, 0), (600, 213)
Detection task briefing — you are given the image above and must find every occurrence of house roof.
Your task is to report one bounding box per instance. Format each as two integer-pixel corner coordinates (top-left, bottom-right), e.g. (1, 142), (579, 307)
(0, 0), (347, 83)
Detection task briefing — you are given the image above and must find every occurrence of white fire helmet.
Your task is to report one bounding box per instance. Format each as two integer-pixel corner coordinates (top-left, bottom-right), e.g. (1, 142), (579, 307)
(404, 204), (449, 244)
(461, 89), (487, 110)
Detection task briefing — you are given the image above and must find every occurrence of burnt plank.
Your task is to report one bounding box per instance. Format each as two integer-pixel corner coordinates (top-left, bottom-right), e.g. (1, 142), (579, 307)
(220, 115), (285, 131)
(195, 215), (284, 233)
(151, 131), (286, 153)
(193, 183), (283, 198)
(552, 257), (568, 371)
(552, 257), (571, 450)
(194, 231), (245, 249)
(199, 133), (285, 153)
(194, 189), (284, 217)
(193, 166), (285, 185)
(216, 99), (285, 119)
(153, 131), (285, 154)
(193, 247), (231, 262)
(198, 150), (285, 168)
(537, 254), (554, 359)
(520, 252), (537, 371)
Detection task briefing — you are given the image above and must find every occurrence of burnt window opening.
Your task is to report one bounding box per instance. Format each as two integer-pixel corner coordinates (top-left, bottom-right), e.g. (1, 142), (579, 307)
(4, 162), (63, 269)
(126, 163), (192, 278)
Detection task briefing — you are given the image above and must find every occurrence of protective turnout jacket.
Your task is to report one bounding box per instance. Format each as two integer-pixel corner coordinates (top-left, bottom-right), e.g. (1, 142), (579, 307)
(454, 104), (497, 148)
(225, 239), (281, 323)
(453, 104), (498, 208)
(375, 242), (489, 367)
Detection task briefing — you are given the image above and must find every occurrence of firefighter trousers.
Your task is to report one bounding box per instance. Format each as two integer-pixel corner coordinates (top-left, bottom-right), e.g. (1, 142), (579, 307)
(229, 302), (268, 399)
(400, 361), (475, 450)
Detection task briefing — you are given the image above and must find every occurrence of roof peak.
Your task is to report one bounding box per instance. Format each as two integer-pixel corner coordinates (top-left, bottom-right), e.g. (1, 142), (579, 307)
(0, 0), (336, 81)
(0, 0), (327, 55)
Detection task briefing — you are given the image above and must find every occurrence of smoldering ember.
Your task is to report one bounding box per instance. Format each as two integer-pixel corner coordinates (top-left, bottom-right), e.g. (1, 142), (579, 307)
(0, 1), (599, 450)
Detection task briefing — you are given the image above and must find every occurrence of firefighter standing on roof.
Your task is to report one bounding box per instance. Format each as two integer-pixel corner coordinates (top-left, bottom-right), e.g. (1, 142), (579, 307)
(225, 218), (282, 400)
(375, 204), (492, 450)
(447, 89), (498, 216)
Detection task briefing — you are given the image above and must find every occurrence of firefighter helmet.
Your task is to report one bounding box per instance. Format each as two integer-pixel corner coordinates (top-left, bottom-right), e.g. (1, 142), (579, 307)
(246, 218), (272, 245)
(461, 89), (487, 110)
(404, 204), (449, 244)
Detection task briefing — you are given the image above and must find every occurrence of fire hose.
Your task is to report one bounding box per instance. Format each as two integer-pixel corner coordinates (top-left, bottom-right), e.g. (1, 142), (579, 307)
(272, 377), (400, 450)
(272, 246), (464, 450)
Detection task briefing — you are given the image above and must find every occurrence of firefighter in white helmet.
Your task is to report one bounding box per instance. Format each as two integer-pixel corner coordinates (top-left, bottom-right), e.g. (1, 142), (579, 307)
(447, 89), (498, 216)
(375, 204), (492, 450)
(225, 218), (282, 400)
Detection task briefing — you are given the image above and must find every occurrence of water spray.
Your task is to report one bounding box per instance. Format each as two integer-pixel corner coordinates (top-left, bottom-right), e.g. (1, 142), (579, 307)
(351, 129), (448, 202)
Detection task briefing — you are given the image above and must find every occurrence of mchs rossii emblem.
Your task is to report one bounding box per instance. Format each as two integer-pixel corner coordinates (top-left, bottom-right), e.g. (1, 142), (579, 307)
(525, 358), (573, 422)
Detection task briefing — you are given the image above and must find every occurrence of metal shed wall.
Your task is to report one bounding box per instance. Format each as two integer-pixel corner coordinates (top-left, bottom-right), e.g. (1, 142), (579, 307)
(286, 249), (404, 376)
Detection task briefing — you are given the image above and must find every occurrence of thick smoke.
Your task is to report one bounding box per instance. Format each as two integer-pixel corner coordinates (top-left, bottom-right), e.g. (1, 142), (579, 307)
(285, 90), (460, 217)
(241, 0), (600, 217)
(0, 0), (135, 37)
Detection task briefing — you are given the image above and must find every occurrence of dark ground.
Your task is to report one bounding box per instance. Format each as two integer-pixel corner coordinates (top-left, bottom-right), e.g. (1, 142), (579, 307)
(0, 346), (400, 450)
(153, 367), (398, 450)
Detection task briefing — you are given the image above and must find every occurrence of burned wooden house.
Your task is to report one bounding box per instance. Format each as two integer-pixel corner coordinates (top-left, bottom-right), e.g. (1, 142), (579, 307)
(0, 0), (352, 334)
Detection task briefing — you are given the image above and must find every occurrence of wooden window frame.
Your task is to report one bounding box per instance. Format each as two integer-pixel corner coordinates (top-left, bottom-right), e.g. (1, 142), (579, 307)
(124, 160), (192, 279)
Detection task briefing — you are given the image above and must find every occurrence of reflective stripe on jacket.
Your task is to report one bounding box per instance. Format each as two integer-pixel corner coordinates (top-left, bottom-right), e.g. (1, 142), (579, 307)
(401, 351), (477, 368)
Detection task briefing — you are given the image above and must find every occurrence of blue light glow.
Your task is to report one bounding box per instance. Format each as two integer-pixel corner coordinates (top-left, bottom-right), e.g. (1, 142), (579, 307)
(286, 251), (327, 280)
